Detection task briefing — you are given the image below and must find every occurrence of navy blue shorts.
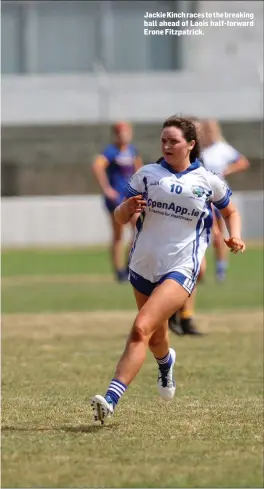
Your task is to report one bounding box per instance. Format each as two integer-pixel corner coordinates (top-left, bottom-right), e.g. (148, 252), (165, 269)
(129, 268), (195, 297)
(104, 196), (123, 213)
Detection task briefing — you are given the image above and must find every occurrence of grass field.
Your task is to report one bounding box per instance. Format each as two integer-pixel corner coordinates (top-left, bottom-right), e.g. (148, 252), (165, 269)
(2, 247), (263, 314)
(1, 246), (264, 488)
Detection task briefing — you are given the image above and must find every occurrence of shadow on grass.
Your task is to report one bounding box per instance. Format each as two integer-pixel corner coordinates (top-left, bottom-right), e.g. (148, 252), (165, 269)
(2, 424), (117, 433)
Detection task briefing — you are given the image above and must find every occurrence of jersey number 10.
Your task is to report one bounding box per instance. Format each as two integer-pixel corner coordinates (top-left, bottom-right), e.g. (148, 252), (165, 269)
(170, 184), (182, 194)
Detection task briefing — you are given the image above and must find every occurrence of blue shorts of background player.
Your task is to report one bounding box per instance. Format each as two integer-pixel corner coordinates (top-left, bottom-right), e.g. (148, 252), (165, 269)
(104, 193), (124, 213)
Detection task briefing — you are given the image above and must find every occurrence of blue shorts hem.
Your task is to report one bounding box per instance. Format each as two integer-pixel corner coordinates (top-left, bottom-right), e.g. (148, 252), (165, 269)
(129, 269), (195, 297)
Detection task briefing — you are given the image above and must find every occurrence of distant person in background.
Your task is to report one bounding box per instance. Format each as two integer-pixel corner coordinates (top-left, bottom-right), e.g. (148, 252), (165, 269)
(169, 118), (250, 336)
(92, 122), (143, 282)
(200, 119), (250, 281)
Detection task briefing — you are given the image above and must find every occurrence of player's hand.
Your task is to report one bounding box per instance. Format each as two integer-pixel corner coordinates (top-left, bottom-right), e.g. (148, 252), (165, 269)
(224, 237), (246, 253)
(105, 186), (120, 201)
(125, 195), (147, 214)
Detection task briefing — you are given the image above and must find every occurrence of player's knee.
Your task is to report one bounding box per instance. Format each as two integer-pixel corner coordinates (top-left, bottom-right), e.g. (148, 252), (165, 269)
(131, 314), (151, 343)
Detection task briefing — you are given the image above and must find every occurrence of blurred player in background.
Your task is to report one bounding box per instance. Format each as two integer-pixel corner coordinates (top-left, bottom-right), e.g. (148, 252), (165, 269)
(92, 122), (143, 282)
(91, 116), (246, 424)
(200, 119), (249, 281)
(169, 118), (250, 336)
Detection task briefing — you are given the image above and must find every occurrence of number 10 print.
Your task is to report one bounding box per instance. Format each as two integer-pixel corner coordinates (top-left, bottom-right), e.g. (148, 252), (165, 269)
(170, 184), (182, 194)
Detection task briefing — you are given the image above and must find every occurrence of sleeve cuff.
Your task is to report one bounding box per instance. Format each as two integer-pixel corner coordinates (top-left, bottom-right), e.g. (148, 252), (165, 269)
(229, 154), (241, 164)
(214, 189), (232, 209)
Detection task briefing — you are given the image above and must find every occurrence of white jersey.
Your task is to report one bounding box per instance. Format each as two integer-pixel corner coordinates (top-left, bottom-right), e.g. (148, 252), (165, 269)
(125, 159), (232, 293)
(201, 141), (240, 179)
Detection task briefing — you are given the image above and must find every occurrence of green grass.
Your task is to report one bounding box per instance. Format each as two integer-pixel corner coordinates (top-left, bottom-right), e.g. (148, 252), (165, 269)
(1, 247), (112, 277)
(1, 246), (263, 487)
(2, 311), (263, 488)
(1, 247), (263, 314)
(2, 246), (262, 279)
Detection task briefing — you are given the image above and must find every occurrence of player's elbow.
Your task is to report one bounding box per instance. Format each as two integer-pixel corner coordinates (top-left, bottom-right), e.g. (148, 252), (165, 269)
(223, 209), (236, 220)
(243, 157), (250, 170)
(220, 201), (238, 220)
(222, 205), (239, 221)
(91, 160), (98, 174)
(238, 156), (250, 171)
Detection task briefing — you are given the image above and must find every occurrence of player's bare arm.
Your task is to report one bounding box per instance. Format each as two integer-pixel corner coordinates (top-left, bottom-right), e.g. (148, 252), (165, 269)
(220, 202), (246, 253)
(92, 155), (119, 201)
(114, 196), (146, 225)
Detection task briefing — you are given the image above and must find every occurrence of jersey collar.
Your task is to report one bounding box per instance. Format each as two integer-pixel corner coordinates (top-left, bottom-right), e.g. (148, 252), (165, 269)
(160, 158), (200, 176)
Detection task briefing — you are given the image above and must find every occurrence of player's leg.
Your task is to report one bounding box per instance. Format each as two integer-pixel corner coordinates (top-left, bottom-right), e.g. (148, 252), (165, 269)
(113, 280), (188, 384)
(180, 257), (207, 334)
(91, 279), (189, 423)
(169, 257), (207, 336)
(180, 286), (199, 332)
(169, 288), (199, 335)
(133, 288), (174, 383)
(214, 209), (228, 281)
(91, 288), (149, 423)
(147, 317), (176, 401)
(109, 212), (127, 282)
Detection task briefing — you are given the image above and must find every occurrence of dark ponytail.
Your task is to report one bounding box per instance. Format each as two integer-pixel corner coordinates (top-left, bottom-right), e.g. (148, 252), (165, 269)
(189, 140), (201, 163)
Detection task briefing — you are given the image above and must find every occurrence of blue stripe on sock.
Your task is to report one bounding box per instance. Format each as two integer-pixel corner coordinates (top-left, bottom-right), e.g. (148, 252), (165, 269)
(155, 352), (172, 371)
(105, 378), (127, 407)
(112, 378), (127, 389)
(156, 352), (170, 362)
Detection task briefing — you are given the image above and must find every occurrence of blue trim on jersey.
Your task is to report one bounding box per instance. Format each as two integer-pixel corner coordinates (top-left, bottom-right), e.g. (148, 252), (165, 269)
(142, 176), (148, 201)
(129, 268), (195, 296)
(192, 219), (200, 283)
(229, 156), (241, 164)
(125, 183), (141, 198)
(135, 212), (144, 232)
(214, 189), (232, 209)
(128, 211), (145, 265)
(191, 239), (196, 288)
(194, 211), (206, 281)
(191, 205), (210, 286)
(160, 158), (200, 177)
(229, 152), (241, 164)
(204, 202), (213, 232)
(204, 203), (213, 245)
